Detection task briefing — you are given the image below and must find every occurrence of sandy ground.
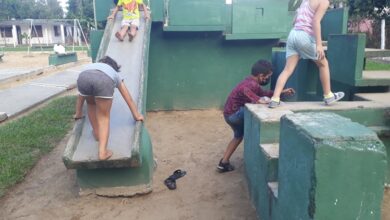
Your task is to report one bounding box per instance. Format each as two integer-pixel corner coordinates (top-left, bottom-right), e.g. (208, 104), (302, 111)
(0, 51), (89, 70)
(0, 109), (389, 220)
(0, 54), (389, 220)
(0, 109), (257, 220)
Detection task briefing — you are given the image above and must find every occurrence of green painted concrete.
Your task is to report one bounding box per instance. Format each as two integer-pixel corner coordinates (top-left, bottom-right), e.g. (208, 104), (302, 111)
(232, 0), (290, 38)
(94, 0), (115, 22)
(244, 107), (284, 220)
(150, 0), (164, 22)
(381, 138), (390, 185)
(277, 113), (387, 220)
(166, 0), (225, 29)
(48, 53), (77, 66)
(90, 30), (104, 62)
(321, 8), (348, 41)
(77, 126), (154, 194)
(328, 34), (366, 86)
(146, 24), (277, 110)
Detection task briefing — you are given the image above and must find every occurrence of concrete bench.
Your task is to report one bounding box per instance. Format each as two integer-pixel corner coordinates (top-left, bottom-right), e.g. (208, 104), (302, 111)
(48, 52), (78, 66)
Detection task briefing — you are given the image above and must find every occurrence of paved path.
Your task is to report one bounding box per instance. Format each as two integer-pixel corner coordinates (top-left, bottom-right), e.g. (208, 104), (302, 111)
(0, 66), (84, 122)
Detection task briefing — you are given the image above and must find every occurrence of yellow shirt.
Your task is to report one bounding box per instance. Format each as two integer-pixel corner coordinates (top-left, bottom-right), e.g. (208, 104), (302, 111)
(118, 0), (143, 20)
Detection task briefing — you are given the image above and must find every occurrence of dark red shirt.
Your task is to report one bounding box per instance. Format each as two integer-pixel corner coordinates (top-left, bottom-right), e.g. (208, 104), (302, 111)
(223, 76), (273, 116)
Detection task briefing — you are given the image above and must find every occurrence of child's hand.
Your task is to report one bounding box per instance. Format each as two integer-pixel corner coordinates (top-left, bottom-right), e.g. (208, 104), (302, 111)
(317, 44), (325, 60)
(135, 114), (144, 121)
(145, 13), (150, 20)
(107, 15), (114, 20)
(258, 96), (271, 104)
(282, 88), (295, 96)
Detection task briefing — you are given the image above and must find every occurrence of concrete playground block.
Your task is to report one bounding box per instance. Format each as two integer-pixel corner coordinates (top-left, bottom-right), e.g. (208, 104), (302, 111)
(277, 112), (387, 220)
(48, 52), (78, 66)
(244, 105), (288, 220)
(76, 126), (154, 196)
(246, 104), (293, 144)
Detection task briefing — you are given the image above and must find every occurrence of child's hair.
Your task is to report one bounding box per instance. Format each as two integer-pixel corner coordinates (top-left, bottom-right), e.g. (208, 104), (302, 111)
(99, 56), (121, 72)
(251, 60), (272, 76)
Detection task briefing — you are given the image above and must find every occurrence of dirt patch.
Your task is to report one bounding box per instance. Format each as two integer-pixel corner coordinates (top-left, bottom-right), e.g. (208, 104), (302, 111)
(0, 51), (90, 90)
(0, 110), (257, 220)
(0, 51), (89, 70)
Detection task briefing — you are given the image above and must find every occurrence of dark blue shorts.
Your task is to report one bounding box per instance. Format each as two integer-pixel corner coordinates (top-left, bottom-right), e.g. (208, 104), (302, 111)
(224, 107), (244, 138)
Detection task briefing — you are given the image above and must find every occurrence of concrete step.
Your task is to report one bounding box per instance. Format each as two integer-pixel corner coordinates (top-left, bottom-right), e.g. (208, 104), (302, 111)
(356, 70), (390, 87)
(369, 126), (390, 138)
(365, 48), (390, 58)
(354, 92), (390, 105)
(260, 143), (279, 182)
(268, 182), (279, 220)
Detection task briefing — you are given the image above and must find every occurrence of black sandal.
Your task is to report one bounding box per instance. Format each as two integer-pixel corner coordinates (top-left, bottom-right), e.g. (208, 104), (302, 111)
(164, 169), (187, 190)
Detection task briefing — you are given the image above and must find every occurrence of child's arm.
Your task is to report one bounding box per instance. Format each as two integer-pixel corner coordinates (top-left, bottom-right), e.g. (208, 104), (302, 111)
(117, 81), (144, 121)
(141, 3), (150, 20)
(107, 5), (120, 20)
(312, 0), (329, 60)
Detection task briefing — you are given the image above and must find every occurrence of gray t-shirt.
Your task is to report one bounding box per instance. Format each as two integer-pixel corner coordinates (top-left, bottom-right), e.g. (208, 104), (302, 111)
(83, 63), (123, 88)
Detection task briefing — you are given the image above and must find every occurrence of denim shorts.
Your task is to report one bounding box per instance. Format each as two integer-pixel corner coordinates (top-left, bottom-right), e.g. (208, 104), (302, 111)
(286, 29), (318, 60)
(224, 107), (244, 138)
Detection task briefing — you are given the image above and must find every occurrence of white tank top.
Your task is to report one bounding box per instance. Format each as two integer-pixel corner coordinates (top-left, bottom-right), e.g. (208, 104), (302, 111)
(294, 0), (315, 35)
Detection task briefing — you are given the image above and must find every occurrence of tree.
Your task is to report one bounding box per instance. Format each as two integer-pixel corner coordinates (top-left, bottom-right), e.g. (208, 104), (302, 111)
(0, 0), (64, 19)
(67, 0), (95, 38)
(348, 0), (389, 20)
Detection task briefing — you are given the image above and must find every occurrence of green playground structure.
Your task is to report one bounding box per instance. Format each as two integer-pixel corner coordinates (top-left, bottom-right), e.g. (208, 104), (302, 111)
(64, 0), (389, 219)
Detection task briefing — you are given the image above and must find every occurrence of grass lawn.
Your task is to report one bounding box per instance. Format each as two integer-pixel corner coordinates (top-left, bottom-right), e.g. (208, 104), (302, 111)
(0, 96), (76, 197)
(366, 60), (390, 71)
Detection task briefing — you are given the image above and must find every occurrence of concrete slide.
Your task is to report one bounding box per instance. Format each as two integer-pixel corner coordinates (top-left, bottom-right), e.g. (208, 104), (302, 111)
(63, 13), (153, 196)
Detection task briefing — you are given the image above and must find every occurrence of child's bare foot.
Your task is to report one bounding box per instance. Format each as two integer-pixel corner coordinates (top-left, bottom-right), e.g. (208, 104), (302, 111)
(73, 114), (85, 120)
(115, 32), (123, 41)
(128, 33), (134, 42)
(99, 150), (113, 160)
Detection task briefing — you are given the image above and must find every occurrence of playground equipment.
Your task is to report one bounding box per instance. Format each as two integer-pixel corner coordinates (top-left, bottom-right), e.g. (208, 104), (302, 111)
(72, 1), (389, 218)
(63, 11), (153, 196)
(244, 107), (388, 220)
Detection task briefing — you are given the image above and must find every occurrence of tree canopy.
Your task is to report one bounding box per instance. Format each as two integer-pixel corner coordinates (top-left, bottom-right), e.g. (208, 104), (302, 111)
(348, 0), (389, 20)
(0, 0), (64, 20)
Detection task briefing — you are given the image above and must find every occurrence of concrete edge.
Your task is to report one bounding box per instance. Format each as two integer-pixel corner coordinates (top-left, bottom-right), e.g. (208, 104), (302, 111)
(79, 183), (153, 197)
(5, 88), (67, 120)
(0, 112), (8, 122)
(63, 118), (85, 169)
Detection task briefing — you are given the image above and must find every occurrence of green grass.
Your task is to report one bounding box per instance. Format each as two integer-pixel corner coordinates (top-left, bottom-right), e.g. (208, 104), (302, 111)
(365, 60), (390, 71)
(0, 96), (76, 197)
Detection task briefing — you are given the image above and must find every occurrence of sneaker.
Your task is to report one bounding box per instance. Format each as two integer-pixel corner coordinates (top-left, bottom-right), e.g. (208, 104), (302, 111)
(324, 92), (345, 105)
(268, 100), (281, 108)
(217, 159), (235, 173)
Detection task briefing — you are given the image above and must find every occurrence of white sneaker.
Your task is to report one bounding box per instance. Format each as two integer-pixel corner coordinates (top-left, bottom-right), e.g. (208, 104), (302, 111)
(324, 92), (345, 105)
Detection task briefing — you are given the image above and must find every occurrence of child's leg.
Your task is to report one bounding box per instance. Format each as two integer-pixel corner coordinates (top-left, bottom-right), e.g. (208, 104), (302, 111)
(222, 137), (243, 163)
(314, 57), (331, 96)
(73, 95), (85, 119)
(95, 98), (113, 160)
(129, 25), (137, 37)
(117, 25), (129, 39)
(86, 96), (99, 141)
(271, 54), (300, 101)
